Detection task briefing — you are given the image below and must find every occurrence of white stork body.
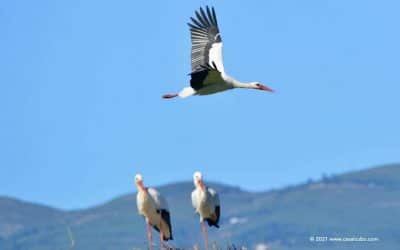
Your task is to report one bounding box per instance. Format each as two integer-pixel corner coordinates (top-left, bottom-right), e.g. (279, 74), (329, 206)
(191, 171), (220, 250)
(191, 185), (220, 226)
(162, 6), (273, 99)
(135, 174), (173, 250)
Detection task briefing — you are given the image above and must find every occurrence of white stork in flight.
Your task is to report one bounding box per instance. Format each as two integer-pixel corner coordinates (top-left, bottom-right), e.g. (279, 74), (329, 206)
(134, 174), (173, 250)
(191, 171), (220, 250)
(162, 6), (273, 99)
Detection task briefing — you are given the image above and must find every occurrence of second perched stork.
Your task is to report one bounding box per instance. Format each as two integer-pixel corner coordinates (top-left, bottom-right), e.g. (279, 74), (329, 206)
(191, 171), (220, 250)
(134, 174), (173, 250)
(162, 6), (273, 99)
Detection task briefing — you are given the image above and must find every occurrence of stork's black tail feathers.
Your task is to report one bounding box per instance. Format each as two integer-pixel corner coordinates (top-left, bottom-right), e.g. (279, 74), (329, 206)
(206, 218), (220, 228)
(205, 205), (220, 228)
(152, 209), (173, 241)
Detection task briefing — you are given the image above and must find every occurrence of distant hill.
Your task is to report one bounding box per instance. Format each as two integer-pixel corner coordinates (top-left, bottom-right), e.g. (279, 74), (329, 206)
(0, 164), (399, 250)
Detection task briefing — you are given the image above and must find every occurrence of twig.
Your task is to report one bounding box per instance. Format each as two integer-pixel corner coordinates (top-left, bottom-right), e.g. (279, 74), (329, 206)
(66, 226), (75, 250)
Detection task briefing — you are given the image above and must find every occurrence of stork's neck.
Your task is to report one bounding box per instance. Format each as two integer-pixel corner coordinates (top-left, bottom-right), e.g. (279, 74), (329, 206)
(195, 181), (206, 192)
(136, 182), (147, 193)
(197, 185), (207, 200)
(230, 78), (257, 89)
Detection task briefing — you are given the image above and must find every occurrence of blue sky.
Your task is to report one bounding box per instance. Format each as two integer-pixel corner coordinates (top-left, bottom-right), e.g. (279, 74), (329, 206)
(1, 0), (399, 209)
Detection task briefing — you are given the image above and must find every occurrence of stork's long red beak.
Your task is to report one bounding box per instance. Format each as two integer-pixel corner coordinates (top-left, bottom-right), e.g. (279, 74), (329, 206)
(198, 180), (205, 191)
(162, 93), (179, 99)
(136, 180), (144, 190)
(259, 84), (274, 92)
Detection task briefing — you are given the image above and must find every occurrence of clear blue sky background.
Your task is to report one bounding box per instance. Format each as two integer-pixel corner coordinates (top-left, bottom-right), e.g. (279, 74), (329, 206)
(1, 0), (399, 209)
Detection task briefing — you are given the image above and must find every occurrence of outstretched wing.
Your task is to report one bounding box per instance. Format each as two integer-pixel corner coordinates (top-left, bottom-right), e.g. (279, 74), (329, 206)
(188, 6), (225, 74)
(190, 63), (224, 90)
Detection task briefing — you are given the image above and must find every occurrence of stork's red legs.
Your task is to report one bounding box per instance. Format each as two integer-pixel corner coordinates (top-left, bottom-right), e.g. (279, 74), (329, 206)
(202, 221), (209, 250)
(147, 222), (153, 250)
(162, 93), (178, 99)
(160, 231), (164, 250)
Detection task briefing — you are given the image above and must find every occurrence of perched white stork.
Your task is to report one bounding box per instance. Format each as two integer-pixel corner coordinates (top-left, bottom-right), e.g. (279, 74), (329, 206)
(191, 171), (220, 250)
(162, 6), (273, 99)
(134, 174), (173, 250)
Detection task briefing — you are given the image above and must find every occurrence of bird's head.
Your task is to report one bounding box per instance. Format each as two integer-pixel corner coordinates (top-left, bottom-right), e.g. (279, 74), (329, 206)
(134, 173), (144, 189)
(251, 82), (274, 92)
(193, 171), (204, 189)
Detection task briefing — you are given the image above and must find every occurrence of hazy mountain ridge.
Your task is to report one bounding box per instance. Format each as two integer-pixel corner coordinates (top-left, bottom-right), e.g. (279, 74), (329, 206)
(1, 164), (399, 250)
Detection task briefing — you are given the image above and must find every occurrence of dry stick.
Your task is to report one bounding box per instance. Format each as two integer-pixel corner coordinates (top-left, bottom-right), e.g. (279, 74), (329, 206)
(211, 241), (217, 250)
(66, 226), (75, 250)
